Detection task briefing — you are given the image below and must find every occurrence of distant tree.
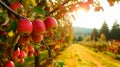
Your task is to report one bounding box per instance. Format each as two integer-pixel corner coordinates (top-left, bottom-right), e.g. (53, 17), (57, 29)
(99, 21), (110, 41)
(110, 21), (120, 40)
(91, 28), (99, 41)
(77, 35), (83, 41)
(100, 33), (106, 41)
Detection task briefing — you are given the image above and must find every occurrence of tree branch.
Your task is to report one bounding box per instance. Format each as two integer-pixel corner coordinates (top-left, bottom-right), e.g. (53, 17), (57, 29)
(41, 40), (52, 58)
(49, 0), (70, 15)
(10, 34), (20, 58)
(0, 0), (25, 19)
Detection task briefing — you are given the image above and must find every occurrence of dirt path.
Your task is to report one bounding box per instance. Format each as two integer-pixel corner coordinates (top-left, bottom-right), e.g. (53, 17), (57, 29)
(48, 44), (120, 67)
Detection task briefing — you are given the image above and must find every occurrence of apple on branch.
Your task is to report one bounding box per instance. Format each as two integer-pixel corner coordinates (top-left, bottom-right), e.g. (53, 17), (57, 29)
(17, 18), (33, 36)
(32, 19), (46, 36)
(44, 17), (58, 31)
(3, 60), (14, 67)
(10, 2), (25, 16)
(31, 34), (43, 43)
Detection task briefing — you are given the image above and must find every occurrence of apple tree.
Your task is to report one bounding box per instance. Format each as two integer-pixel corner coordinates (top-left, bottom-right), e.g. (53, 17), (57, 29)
(0, 0), (119, 67)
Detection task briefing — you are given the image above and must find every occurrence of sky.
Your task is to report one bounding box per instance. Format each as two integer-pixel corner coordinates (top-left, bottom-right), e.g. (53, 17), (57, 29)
(72, 0), (120, 29)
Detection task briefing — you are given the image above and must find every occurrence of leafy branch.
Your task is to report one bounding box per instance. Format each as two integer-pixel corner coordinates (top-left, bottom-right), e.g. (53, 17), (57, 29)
(0, 0), (25, 19)
(41, 40), (52, 58)
(49, 0), (70, 15)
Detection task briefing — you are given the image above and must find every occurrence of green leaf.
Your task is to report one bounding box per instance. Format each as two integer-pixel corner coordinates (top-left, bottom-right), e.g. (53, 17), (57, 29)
(7, 20), (17, 32)
(58, 60), (64, 67)
(25, 57), (34, 63)
(55, 60), (64, 67)
(34, 7), (47, 15)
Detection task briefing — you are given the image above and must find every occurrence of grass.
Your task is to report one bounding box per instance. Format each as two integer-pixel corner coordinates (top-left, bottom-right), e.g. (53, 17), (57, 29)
(54, 44), (120, 67)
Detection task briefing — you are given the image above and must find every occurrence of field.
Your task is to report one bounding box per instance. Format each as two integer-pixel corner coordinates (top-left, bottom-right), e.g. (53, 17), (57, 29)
(48, 44), (120, 67)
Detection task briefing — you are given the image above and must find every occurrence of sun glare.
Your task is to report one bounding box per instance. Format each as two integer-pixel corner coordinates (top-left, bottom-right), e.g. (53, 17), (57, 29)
(72, 0), (120, 29)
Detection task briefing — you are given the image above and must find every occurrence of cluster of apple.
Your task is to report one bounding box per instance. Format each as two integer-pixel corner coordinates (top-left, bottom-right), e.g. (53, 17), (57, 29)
(2, 2), (58, 67)
(11, 48), (26, 64)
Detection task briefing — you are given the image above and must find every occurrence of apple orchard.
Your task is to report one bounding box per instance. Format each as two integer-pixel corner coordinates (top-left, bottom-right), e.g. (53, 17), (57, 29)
(0, 0), (118, 67)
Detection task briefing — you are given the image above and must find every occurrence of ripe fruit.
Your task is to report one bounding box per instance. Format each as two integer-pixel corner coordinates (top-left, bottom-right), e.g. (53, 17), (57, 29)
(58, 4), (64, 10)
(10, 2), (25, 16)
(28, 45), (35, 53)
(87, 0), (93, 4)
(44, 17), (58, 31)
(12, 48), (20, 58)
(79, 2), (90, 12)
(32, 19), (46, 36)
(19, 59), (24, 64)
(32, 35), (43, 43)
(19, 50), (26, 59)
(94, 6), (101, 12)
(54, 48), (59, 53)
(18, 35), (31, 45)
(0, 30), (7, 36)
(17, 18), (33, 35)
(107, 0), (115, 6)
(10, 2), (23, 11)
(69, 4), (77, 12)
(3, 60), (14, 67)
(28, 52), (33, 57)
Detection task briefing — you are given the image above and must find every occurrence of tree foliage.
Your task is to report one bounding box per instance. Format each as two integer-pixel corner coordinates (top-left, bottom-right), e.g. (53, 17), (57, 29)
(91, 28), (99, 41)
(110, 21), (120, 40)
(99, 21), (110, 41)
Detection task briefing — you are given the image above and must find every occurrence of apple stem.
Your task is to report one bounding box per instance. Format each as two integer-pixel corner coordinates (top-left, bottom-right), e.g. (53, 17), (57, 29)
(0, 0), (25, 19)
(41, 40), (52, 58)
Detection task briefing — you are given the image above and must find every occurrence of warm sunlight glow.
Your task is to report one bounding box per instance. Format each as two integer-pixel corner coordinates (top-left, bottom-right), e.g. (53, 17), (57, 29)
(72, 0), (120, 29)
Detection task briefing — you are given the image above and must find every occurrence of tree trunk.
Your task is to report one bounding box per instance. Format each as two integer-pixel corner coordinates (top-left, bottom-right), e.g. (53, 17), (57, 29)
(35, 56), (40, 67)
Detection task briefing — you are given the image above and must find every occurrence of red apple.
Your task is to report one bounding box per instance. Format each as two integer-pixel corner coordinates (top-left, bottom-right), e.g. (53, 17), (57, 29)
(18, 35), (31, 45)
(12, 56), (20, 63)
(44, 17), (58, 31)
(32, 35), (43, 43)
(87, 0), (93, 4)
(17, 18), (33, 35)
(28, 52), (33, 57)
(58, 4), (64, 10)
(19, 50), (26, 59)
(79, 2), (90, 12)
(10, 2), (25, 16)
(28, 45), (35, 53)
(0, 30), (7, 36)
(69, 4), (77, 12)
(107, 0), (115, 6)
(94, 6), (102, 12)
(19, 59), (24, 64)
(12, 48), (20, 58)
(10, 2), (23, 11)
(3, 60), (14, 67)
(32, 19), (46, 36)
(54, 48), (59, 53)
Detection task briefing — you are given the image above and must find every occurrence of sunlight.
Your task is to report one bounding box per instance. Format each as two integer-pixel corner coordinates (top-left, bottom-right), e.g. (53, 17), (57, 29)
(72, 7), (102, 29)
(72, 0), (120, 29)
